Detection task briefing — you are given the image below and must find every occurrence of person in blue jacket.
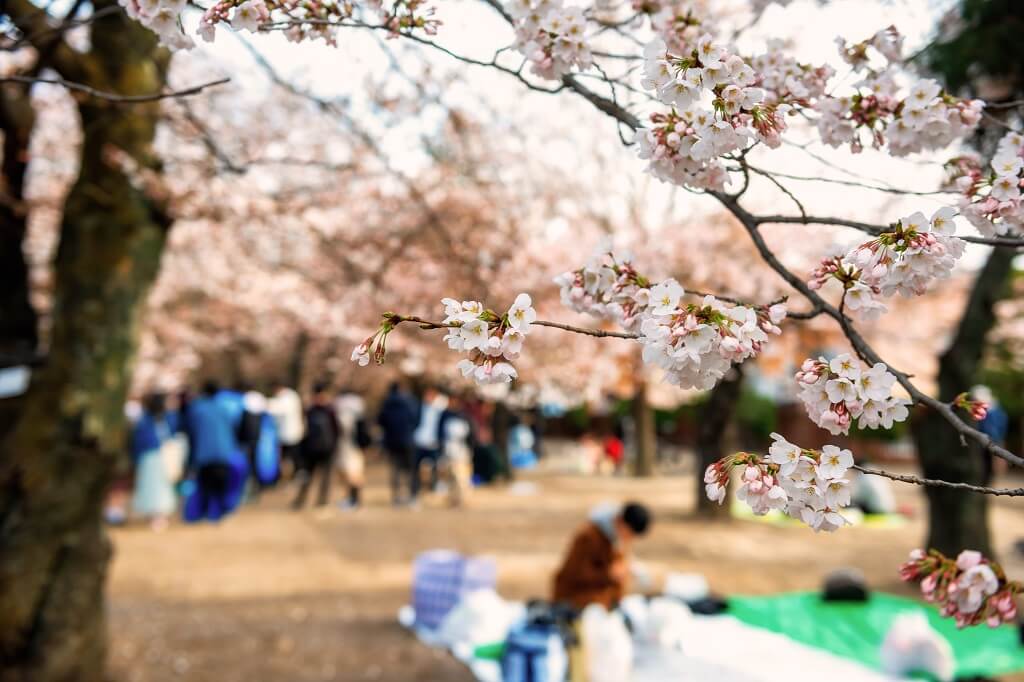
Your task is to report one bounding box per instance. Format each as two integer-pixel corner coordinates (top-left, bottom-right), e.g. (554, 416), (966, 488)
(184, 381), (247, 521)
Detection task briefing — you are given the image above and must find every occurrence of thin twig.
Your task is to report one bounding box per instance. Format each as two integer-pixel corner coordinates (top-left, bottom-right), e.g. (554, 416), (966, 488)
(854, 465), (1024, 497)
(746, 163), (956, 197)
(533, 320), (638, 339)
(0, 75), (231, 103)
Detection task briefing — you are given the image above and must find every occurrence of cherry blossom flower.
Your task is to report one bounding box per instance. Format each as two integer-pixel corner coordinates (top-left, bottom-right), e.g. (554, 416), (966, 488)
(951, 131), (1024, 237)
(901, 549), (1021, 628)
(508, 0), (593, 80)
(507, 293), (537, 331)
(705, 435), (854, 532)
(796, 354), (909, 435)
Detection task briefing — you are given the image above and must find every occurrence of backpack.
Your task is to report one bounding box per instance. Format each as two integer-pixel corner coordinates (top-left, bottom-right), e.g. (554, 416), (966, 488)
(304, 406), (335, 455)
(354, 417), (372, 449)
(501, 620), (569, 682)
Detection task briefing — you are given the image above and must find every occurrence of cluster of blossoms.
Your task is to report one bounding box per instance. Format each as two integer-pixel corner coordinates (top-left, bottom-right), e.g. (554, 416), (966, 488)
(900, 549), (1021, 629)
(119, 0), (194, 49)
(950, 131), (1024, 237)
(704, 433), (854, 532)
(554, 251), (654, 330)
(643, 3), (703, 56)
(808, 252), (887, 320)
(751, 41), (833, 108)
(194, 0), (436, 46)
(795, 353), (910, 435)
(808, 208), (966, 319)
(351, 294), (537, 384)
(835, 25), (904, 68)
(817, 73), (983, 156)
(639, 292), (785, 390)
(637, 34), (788, 190)
(507, 0), (592, 80)
(816, 28), (981, 155)
(555, 251), (786, 389)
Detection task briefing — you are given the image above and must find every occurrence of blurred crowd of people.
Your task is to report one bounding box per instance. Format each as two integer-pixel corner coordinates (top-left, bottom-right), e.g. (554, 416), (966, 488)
(110, 378), (544, 529)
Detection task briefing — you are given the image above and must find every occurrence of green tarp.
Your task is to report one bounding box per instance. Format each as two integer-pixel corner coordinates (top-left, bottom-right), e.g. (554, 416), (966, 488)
(728, 592), (1024, 679)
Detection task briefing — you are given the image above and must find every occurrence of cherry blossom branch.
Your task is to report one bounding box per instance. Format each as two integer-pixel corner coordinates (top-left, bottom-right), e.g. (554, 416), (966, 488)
(714, 192), (1024, 469)
(756, 213), (1024, 248)
(854, 465), (1024, 497)
(0, 75), (231, 103)
(532, 319), (637, 339)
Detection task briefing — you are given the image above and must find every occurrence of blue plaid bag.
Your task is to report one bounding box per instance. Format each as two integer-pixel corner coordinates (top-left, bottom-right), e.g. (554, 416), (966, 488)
(412, 551), (496, 629)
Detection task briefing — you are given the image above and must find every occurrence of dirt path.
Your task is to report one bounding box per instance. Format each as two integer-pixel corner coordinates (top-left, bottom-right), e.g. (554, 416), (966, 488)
(107, 460), (1024, 681)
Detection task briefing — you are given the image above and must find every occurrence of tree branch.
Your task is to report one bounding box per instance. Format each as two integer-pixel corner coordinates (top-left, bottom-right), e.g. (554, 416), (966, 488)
(854, 465), (1024, 497)
(0, 75), (231, 103)
(713, 191), (1024, 469)
(756, 214), (1024, 248)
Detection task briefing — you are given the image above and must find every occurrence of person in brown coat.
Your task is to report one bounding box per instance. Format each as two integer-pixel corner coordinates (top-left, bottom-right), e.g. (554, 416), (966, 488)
(552, 501), (652, 610)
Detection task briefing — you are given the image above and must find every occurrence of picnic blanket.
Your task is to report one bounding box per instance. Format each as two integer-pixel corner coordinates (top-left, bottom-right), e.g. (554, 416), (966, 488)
(407, 600), (903, 682)
(728, 592), (1024, 680)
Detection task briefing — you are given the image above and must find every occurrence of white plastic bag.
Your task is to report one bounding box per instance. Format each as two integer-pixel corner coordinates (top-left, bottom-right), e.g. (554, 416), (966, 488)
(879, 613), (955, 682)
(581, 604), (633, 682)
(437, 589), (524, 652)
(645, 597), (691, 649)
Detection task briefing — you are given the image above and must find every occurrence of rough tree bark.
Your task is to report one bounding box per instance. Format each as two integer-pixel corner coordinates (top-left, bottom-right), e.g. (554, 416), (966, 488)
(911, 248), (1016, 559)
(0, 5), (170, 679)
(631, 379), (656, 477)
(694, 364), (744, 517)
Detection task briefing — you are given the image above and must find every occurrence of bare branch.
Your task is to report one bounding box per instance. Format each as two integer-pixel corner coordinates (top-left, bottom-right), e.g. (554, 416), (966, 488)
(0, 75), (231, 103)
(533, 320), (638, 339)
(854, 465), (1024, 497)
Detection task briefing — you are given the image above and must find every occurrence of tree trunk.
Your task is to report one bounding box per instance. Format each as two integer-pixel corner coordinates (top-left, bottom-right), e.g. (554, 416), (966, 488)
(0, 83), (38, 368)
(493, 401), (513, 480)
(631, 380), (656, 477)
(911, 248), (1015, 558)
(695, 364), (744, 517)
(0, 8), (169, 679)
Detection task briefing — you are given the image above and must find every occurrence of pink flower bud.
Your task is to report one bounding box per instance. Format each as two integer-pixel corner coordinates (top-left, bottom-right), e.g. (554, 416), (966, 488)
(921, 574), (938, 595)
(909, 549), (926, 561)
(742, 466), (760, 482)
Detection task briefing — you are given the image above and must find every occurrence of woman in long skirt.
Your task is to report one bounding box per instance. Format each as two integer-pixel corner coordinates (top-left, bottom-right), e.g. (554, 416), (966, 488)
(131, 393), (177, 530)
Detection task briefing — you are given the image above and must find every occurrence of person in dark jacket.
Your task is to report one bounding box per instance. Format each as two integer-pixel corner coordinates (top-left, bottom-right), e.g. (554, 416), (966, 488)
(238, 385), (269, 499)
(293, 382), (341, 509)
(377, 381), (418, 505)
(552, 501), (651, 610)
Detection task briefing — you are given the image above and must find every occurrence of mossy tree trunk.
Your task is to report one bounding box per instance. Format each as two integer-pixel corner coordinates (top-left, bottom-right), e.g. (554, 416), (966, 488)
(0, 5), (170, 679)
(695, 364), (744, 517)
(911, 248), (1015, 559)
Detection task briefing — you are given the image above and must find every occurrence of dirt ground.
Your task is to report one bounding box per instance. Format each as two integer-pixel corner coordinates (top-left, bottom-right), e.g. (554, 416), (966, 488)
(107, 453), (1024, 682)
